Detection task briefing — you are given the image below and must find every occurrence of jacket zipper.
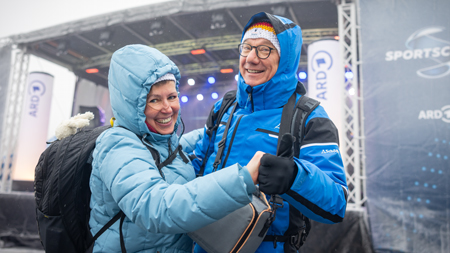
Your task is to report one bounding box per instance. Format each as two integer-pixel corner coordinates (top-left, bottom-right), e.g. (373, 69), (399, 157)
(247, 87), (254, 112)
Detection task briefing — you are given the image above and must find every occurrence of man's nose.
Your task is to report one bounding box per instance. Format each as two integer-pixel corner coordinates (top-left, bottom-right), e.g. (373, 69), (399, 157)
(246, 48), (260, 63)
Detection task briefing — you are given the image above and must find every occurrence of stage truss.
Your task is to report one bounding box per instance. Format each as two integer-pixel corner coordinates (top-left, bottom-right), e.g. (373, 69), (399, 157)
(338, 0), (366, 211)
(0, 44), (29, 192)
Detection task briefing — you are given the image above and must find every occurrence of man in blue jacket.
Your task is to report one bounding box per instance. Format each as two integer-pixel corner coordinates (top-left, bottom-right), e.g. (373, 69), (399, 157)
(190, 12), (348, 252)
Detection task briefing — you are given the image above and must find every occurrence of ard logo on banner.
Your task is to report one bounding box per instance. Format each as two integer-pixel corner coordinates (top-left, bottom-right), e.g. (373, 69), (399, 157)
(385, 26), (450, 79)
(418, 105), (450, 123)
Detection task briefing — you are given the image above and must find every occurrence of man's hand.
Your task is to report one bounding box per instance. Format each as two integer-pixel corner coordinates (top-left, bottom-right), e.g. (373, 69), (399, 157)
(246, 151), (265, 184)
(258, 133), (298, 194)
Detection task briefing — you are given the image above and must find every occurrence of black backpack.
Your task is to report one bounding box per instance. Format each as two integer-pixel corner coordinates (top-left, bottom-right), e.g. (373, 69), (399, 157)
(34, 124), (189, 253)
(199, 82), (319, 250)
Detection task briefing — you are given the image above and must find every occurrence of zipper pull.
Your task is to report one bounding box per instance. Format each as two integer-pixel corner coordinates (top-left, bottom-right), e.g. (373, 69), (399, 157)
(246, 86), (253, 111)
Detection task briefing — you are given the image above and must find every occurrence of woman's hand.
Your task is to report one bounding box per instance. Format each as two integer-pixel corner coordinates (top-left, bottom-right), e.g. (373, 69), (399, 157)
(246, 151), (265, 184)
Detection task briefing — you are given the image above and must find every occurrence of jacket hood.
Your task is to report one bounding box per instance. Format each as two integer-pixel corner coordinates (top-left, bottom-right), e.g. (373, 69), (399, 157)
(237, 12), (303, 111)
(108, 44), (182, 140)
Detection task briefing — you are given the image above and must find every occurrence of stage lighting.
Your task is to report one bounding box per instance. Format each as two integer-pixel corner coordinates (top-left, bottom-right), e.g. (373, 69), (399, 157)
(197, 94), (204, 101)
(56, 41), (68, 56)
(298, 71), (307, 80)
(86, 68), (99, 74)
(235, 74), (239, 81)
(210, 13), (226, 29)
(149, 21), (164, 36)
(191, 49), (206, 55)
(220, 68), (233, 73)
(211, 92), (219, 99)
(348, 88), (356, 96)
(208, 77), (216, 84)
(98, 31), (112, 46)
(188, 78), (195, 86)
(345, 71), (354, 80)
(181, 96), (189, 103)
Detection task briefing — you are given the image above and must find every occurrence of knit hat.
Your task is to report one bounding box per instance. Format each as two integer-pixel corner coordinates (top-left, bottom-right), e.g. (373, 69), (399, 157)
(154, 73), (176, 84)
(242, 21), (280, 55)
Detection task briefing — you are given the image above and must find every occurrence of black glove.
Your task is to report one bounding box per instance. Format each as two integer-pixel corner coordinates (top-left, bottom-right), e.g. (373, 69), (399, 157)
(258, 133), (298, 195)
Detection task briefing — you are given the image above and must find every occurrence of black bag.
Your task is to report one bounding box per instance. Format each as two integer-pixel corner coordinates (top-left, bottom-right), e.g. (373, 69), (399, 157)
(34, 125), (118, 253)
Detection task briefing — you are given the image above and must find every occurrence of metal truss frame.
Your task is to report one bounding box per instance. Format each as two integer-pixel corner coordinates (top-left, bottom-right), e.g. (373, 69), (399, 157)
(338, 0), (366, 210)
(74, 28), (338, 71)
(0, 45), (29, 192)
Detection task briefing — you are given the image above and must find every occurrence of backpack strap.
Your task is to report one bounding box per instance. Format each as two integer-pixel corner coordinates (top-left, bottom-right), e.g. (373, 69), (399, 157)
(212, 102), (238, 171)
(264, 82), (319, 250)
(291, 95), (320, 157)
(198, 90), (237, 176)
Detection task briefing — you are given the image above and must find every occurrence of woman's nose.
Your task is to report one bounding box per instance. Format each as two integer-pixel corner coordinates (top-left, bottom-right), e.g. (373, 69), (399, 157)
(160, 100), (172, 112)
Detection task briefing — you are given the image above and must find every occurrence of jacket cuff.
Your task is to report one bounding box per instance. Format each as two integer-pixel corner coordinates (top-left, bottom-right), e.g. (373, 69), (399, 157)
(239, 164), (256, 195)
(292, 157), (308, 187)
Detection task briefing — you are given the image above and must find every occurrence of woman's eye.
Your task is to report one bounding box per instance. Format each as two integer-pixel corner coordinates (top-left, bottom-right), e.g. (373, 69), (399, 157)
(149, 99), (158, 103)
(168, 95), (178, 100)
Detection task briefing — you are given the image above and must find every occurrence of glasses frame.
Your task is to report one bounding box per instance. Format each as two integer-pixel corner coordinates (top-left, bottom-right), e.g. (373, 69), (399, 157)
(238, 43), (276, 59)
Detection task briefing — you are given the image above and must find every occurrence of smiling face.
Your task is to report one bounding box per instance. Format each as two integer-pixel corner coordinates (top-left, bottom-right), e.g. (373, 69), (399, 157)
(144, 80), (179, 135)
(239, 38), (280, 87)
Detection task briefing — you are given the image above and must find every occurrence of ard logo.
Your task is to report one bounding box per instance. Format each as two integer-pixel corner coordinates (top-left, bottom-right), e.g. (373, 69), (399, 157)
(418, 105), (450, 123)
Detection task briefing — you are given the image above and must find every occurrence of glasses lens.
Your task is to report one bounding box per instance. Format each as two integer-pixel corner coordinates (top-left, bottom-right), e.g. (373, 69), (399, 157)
(257, 45), (271, 59)
(239, 44), (252, 56)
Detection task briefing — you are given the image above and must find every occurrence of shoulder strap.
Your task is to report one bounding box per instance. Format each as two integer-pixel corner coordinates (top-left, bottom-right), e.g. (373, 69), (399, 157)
(205, 90), (237, 137)
(198, 90), (237, 176)
(291, 95), (320, 157)
(212, 102), (238, 171)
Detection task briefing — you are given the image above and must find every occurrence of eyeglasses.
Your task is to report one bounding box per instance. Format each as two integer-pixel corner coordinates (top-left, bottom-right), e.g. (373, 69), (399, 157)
(238, 43), (276, 59)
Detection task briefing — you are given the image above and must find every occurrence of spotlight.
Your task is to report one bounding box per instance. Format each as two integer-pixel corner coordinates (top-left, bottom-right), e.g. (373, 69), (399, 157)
(220, 68), (233, 74)
(235, 74), (239, 81)
(208, 77), (216, 84)
(197, 94), (204, 101)
(191, 49), (206, 55)
(188, 78), (195, 86)
(345, 71), (354, 80)
(334, 36), (340, 40)
(56, 41), (68, 56)
(298, 71), (307, 80)
(181, 96), (189, 103)
(348, 88), (356, 96)
(86, 68), (99, 74)
(98, 31), (112, 46)
(210, 13), (226, 29)
(149, 21), (164, 36)
(211, 92), (219, 99)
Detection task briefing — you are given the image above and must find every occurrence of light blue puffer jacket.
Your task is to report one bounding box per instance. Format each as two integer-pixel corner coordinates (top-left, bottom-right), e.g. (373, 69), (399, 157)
(89, 45), (255, 253)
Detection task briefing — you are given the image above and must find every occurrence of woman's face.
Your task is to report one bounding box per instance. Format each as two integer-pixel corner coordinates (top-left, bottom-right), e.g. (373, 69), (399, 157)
(144, 80), (179, 135)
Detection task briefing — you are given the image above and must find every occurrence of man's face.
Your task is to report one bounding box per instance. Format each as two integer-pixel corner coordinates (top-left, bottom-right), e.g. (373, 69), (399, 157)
(239, 38), (280, 87)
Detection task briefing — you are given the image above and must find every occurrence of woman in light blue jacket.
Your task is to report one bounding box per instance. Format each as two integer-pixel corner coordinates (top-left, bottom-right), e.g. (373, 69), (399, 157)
(89, 44), (262, 252)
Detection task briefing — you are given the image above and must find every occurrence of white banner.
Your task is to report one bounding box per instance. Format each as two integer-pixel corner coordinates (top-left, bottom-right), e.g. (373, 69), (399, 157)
(13, 72), (54, 181)
(307, 39), (344, 142)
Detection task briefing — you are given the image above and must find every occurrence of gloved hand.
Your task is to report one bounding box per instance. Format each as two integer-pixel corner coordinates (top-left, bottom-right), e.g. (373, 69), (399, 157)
(258, 133), (298, 195)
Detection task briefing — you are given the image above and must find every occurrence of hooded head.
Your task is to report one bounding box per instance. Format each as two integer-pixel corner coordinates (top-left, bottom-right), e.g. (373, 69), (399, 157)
(108, 44), (181, 138)
(237, 12), (303, 111)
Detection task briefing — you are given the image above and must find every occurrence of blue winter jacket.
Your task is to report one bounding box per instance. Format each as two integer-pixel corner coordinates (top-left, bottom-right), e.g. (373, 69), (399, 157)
(189, 13), (348, 252)
(89, 45), (256, 253)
